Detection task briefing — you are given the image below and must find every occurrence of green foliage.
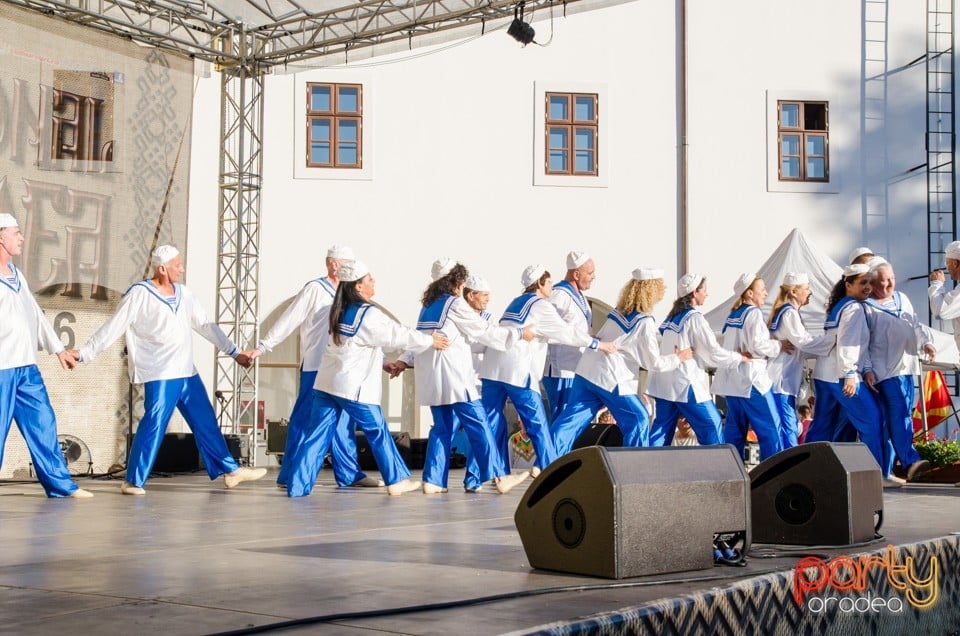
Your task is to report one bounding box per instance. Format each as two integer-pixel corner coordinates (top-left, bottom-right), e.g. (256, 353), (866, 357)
(915, 439), (960, 468)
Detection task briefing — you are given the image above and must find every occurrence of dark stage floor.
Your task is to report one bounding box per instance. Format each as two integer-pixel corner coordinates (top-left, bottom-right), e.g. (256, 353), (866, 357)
(0, 468), (957, 635)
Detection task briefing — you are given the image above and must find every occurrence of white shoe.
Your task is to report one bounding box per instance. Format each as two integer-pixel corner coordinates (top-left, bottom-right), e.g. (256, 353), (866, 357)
(882, 478), (904, 489)
(386, 479), (421, 496)
(70, 488), (94, 499)
(422, 482), (448, 494)
(224, 467), (267, 489)
(529, 466), (541, 478)
(906, 460), (932, 482)
(495, 472), (529, 495)
(121, 481), (146, 496)
(350, 476), (385, 488)
(464, 486), (483, 493)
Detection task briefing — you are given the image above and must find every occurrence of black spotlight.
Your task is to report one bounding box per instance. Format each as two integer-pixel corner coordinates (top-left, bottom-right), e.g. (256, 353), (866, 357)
(508, 1), (536, 45)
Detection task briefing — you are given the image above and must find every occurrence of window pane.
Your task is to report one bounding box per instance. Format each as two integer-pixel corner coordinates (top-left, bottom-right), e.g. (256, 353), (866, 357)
(548, 96), (568, 121)
(338, 143), (358, 165)
(574, 96), (595, 122)
(780, 103), (799, 128)
(549, 150), (567, 172)
(338, 120), (358, 142)
(807, 157), (825, 178)
(310, 86), (331, 112)
(781, 134), (800, 156)
(310, 143), (330, 164)
(310, 118), (331, 142)
(575, 128), (594, 150)
(575, 150), (594, 172)
(338, 87), (359, 113)
(807, 135), (825, 155)
(805, 103), (827, 130)
(549, 127), (568, 150)
(781, 157), (800, 178)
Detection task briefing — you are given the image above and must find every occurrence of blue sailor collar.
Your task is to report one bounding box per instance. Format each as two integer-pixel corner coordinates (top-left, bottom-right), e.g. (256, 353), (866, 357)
(480, 309), (492, 322)
(501, 293), (541, 325)
(554, 280), (591, 323)
(0, 263), (22, 294)
(659, 307), (698, 335)
(338, 302), (374, 337)
(608, 309), (652, 335)
(311, 276), (336, 298)
(722, 304), (760, 333)
(824, 296), (861, 331)
(127, 279), (182, 313)
(417, 294), (456, 332)
(769, 303), (796, 333)
(864, 292), (904, 319)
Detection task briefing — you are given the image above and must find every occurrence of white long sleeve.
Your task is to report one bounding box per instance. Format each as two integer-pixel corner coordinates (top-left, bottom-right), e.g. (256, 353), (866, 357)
(545, 285), (592, 378)
(712, 306), (779, 398)
(768, 306), (834, 396)
(0, 267), (65, 370)
(813, 301), (870, 383)
(257, 278), (335, 371)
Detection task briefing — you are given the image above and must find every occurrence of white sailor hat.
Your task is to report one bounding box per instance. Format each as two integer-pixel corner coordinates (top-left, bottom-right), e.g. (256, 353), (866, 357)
(0, 213), (19, 228)
(677, 273), (703, 296)
(566, 251), (590, 270)
(327, 244), (355, 260)
(733, 273), (756, 297)
(632, 267), (664, 281)
(521, 264), (547, 288)
(465, 275), (491, 292)
(151, 245), (180, 267)
(782, 272), (809, 286)
(339, 260), (369, 282)
(431, 257), (456, 281)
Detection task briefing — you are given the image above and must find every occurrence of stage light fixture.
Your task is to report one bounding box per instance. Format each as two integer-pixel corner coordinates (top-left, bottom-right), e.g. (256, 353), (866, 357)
(508, 2), (536, 46)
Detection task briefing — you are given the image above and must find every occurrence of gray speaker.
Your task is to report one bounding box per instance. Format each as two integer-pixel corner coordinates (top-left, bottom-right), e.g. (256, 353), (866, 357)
(514, 445), (751, 579)
(750, 442), (882, 545)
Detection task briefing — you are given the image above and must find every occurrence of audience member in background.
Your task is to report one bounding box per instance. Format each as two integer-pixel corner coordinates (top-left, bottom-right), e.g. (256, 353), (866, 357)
(671, 416), (699, 447)
(797, 404), (813, 444)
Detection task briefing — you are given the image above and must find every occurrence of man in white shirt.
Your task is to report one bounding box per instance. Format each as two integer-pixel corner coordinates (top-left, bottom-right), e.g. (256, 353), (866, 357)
(929, 240), (960, 350)
(69, 245), (265, 495)
(0, 214), (92, 499)
(543, 251), (596, 421)
(243, 245), (380, 489)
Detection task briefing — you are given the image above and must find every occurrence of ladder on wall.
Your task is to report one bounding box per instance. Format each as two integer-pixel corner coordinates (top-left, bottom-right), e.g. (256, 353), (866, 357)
(927, 0), (958, 393)
(862, 0), (889, 253)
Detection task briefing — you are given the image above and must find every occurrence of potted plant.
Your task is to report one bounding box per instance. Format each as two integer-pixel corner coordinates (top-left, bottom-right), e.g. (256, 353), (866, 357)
(912, 435), (960, 484)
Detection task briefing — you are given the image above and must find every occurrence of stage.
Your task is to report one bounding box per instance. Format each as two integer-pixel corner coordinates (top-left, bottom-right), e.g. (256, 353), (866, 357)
(0, 468), (957, 635)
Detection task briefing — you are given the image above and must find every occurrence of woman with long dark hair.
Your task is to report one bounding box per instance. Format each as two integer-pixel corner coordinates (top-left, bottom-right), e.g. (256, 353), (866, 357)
(394, 258), (532, 494)
(804, 264), (885, 479)
(552, 267), (693, 455)
(647, 273), (746, 447)
(283, 260), (448, 497)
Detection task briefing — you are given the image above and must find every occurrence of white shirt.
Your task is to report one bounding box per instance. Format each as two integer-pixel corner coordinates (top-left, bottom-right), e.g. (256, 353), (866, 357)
(929, 279), (960, 348)
(0, 264), (64, 370)
(469, 309), (494, 382)
(316, 304), (434, 405)
(480, 295), (597, 393)
(646, 308), (741, 403)
(812, 299), (872, 383)
(544, 282), (592, 379)
(575, 310), (681, 395)
(258, 277), (335, 372)
(79, 281), (238, 384)
(767, 304), (834, 396)
(865, 292), (932, 381)
(402, 297), (522, 406)
(711, 305), (781, 398)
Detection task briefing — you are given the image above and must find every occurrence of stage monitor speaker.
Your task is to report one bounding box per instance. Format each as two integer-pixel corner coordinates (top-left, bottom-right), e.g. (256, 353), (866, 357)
(515, 445), (750, 579)
(356, 431), (412, 471)
(128, 433), (201, 473)
(572, 423), (623, 450)
(750, 441), (882, 546)
(267, 420), (288, 453)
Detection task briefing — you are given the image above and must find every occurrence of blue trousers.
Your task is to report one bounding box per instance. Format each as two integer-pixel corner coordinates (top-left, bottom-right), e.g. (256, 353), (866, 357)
(477, 379), (555, 476)
(649, 388), (723, 446)
(723, 388), (783, 461)
(286, 390), (410, 497)
(551, 376), (649, 456)
(423, 401), (501, 489)
(542, 376), (575, 423)
(804, 379), (884, 471)
(128, 374), (240, 487)
(276, 368), (367, 487)
(876, 375), (922, 474)
(772, 393), (799, 450)
(0, 365), (79, 497)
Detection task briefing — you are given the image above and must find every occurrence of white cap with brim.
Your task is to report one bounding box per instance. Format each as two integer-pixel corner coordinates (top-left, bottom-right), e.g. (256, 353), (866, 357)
(632, 267), (664, 281)
(843, 263), (870, 278)
(0, 213), (18, 228)
(566, 251), (590, 270)
(849, 246), (874, 264)
(431, 257), (456, 281)
(465, 275), (491, 292)
(677, 273), (703, 297)
(522, 264), (546, 288)
(151, 245), (180, 267)
(327, 245), (355, 260)
(783, 272), (809, 286)
(946, 241), (960, 261)
(866, 256), (889, 272)
(733, 273), (756, 297)
(339, 260), (369, 282)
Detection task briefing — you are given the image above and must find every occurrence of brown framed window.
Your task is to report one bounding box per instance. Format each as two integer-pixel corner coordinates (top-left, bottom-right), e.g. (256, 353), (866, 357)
(307, 83), (362, 168)
(545, 92), (598, 176)
(778, 101), (828, 181)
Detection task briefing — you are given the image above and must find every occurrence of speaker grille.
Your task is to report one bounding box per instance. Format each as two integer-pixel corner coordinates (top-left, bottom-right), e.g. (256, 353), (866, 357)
(774, 483), (816, 525)
(552, 499), (586, 548)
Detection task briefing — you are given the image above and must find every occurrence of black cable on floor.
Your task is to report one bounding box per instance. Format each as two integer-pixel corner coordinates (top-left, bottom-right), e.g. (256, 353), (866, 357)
(204, 566), (784, 636)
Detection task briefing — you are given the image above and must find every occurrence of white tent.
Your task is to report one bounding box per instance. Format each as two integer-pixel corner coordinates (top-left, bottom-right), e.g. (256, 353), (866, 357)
(702, 228), (960, 370)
